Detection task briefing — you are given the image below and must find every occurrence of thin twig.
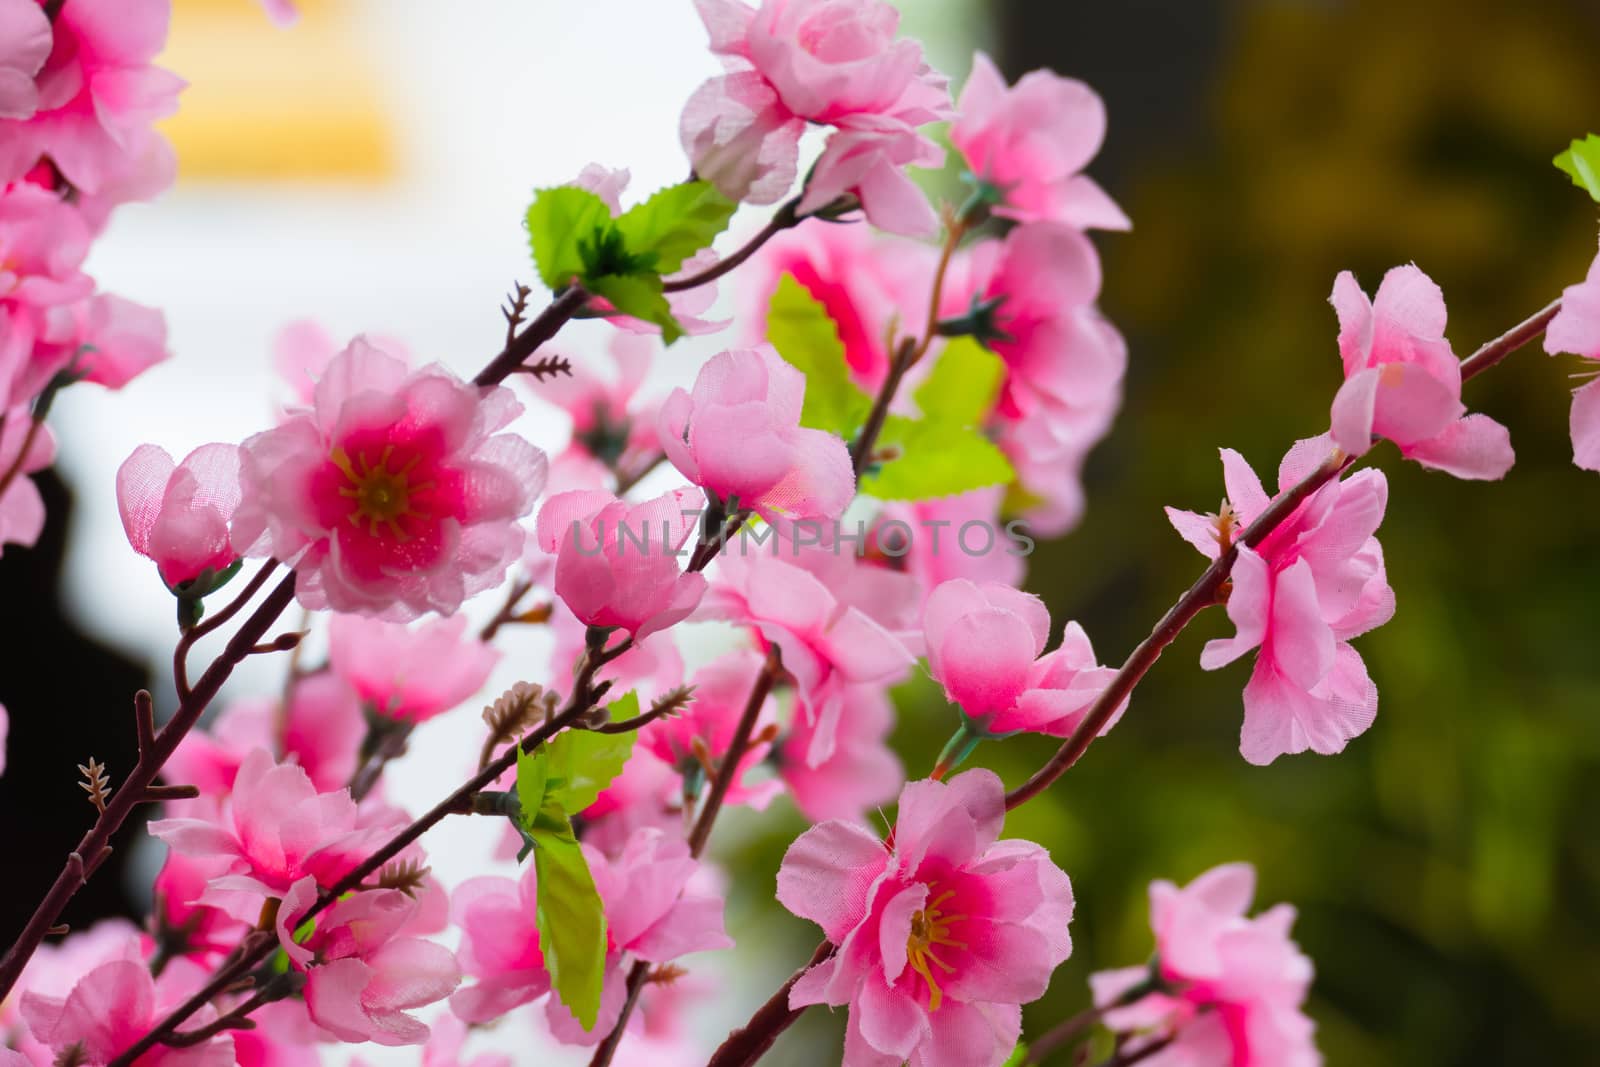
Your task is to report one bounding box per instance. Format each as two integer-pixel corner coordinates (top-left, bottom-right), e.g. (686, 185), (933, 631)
(704, 941), (835, 1067)
(661, 199), (801, 294)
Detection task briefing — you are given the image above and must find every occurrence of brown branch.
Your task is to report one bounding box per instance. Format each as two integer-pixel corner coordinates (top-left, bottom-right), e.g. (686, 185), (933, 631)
(704, 941), (834, 1067)
(661, 199), (801, 294)
(473, 285), (590, 387)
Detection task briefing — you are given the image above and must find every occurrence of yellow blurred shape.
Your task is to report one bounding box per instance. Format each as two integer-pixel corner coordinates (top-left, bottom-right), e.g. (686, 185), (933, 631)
(159, 0), (395, 182)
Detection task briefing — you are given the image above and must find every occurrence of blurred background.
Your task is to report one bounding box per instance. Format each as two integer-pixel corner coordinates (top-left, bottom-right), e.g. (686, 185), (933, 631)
(1, 1), (1598, 1064)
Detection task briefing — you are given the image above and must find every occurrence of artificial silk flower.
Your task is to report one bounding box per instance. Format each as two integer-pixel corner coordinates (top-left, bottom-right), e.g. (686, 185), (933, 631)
(1090, 864), (1321, 1067)
(1328, 265), (1513, 479)
(0, 400), (55, 555)
(1167, 438), (1394, 765)
(272, 319), (413, 409)
(328, 612), (500, 724)
(872, 486), (1028, 595)
(1543, 239), (1600, 470)
(800, 119), (944, 237)
(528, 333), (662, 481)
(116, 443), (242, 590)
(923, 578), (1121, 739)
(950, 52), (1129, 230)
(775, 681), (903, 823)
(641, 646), (784, 809)
(659, 345), (854, 528)
(780, 769), (1074, 1067)
(0, 0), (50, 121)
(20, 959), (234, 1067)
(534, 487), (709, 640)
(0, 182), (93, 314)
(231, 338), (547, 619)
(39, 292), (170, 390)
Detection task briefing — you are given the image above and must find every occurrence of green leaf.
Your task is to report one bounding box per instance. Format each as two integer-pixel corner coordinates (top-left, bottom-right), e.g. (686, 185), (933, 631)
(914, 337), (1003, 426)
(526, 186), (615, 291)
(515, 743), (550, 831)
(531, 809), (608, 1030)
(766, 274), (874, 435)
(605, 689), (641, 726)
(615, 181), (737, 276)
(588, 273), (683, 344)
(1555, 134), (1600, 202)
(862, 415), (1015, 501)
(543, 727), (637, 813)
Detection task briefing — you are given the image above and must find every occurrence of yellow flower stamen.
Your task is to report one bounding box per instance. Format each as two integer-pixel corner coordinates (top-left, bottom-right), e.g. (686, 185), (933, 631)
(331, 444), (434, 541)
(905, 887), (968, 1012)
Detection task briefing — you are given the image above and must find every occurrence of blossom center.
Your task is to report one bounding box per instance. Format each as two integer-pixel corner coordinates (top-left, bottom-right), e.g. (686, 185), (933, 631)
(332, 444), (433, 540)
(905, 887), (966, 1011)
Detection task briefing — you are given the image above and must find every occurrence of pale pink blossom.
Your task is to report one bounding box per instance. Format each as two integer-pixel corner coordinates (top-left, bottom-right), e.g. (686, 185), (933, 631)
(800, 118), (943, 237)
(329, 612), (500, 724)
(1328, 265), (1513, 479)
(1090, 864), (1320, 1067)
(680, 71), (804, 206)
(0, 401), (55, 554)
(950, 52), (1128, 229)
(149, 749), (397, 916)
(1167, 439), (1394, 764)
(0, 182), (93, 313)
(0, 0), (50, 121)
(116, 443), (242, 589)
(231, 338), (546, 619)
(276, 877), (460, 1047)
(272, 320), (412, 409)
(38, 292), (169, 389)
(922, 578), (1120, 739)
(659, 346), (854, 527)
(641, 646), (784, 808)
(776, 682), (902, 823)
(780, 769), (1074, 1067)
(3, 919), (143, 1063)
(872, 487), (1027, 595)
(1543, 241), (1600, 470)
(701, 540), (914, 766)
(20, 958), (233, 1067)
(535, 487), (709, 640)
(528, 333), (661, 481)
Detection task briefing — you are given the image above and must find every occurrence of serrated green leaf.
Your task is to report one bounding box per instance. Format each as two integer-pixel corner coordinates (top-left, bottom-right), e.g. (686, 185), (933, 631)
(1555, 134), (1600, 203)
(615, 181), (737, 276)
(767, 274), (874, 435)
(526, 186), (615, 291)
(863, 415), (1015, 501)
(606, 689), (641, 725)
(544, 727), (637, 813)
(589, 273), (683, 344)
(515, 744), (550, 832)
(915, 337), (1003, 425)
(531, 810), (607, 1030)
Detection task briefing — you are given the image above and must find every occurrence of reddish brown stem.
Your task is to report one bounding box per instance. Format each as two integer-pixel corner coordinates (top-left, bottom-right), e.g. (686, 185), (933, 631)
(661, 199), (801, 294)
(704, 941), (834, 1067)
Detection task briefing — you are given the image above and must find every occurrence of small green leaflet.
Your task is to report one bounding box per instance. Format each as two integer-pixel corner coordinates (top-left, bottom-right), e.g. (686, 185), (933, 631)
(615, 182), (737, 276)
(767, 274), (873, 436)
(526, 186), (614, 291)
(589, 274), (683, 344)
(914, 337), (1003, 426)
(1555, 134), (1600, 203)
(513, 724), (637, 1030)
(862, 414), (1014, 501)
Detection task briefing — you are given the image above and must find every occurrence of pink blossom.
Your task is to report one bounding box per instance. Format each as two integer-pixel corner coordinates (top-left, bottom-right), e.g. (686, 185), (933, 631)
(922, 578), (1120, 739)
(328, 612), (500, 724)
(116, 443), (242, 589)
(276, 878), (460, 1047)
(800, 118), (943, 237)
(0, 182), (93, 313)
(528, 333), (662, 481)
(872, 487), (1027, 595)
(701, 540), (914, 766)
(258, 0), (299, 26)
(680, 70), (804, 206)
(231, 338), (546, 619)
(1543, 241), (1600, 470)
(950, 52), (1128, 230)
(1328, 265), (1513, 479)
(535, 487), (709, 639)
(1090, 864), (1320, 1067)
(780, 769), (1074, 1067)
(641, 647), (784, 808)
(0, 401), (55, 554)
(1167, 439), (1394, 764)
(39, 292), (169, 389)
(659, 346), (854, 527)
(20, 959), (233, 1067)
(151, 850), (251, 968)
(272, 320), (412, 409)
(3, 920), (143, 1063)
(0, 0), (50, 121)
(149, 748), (396, 915)
(0, 0), (184, 197)
(776, 682), (902, 823)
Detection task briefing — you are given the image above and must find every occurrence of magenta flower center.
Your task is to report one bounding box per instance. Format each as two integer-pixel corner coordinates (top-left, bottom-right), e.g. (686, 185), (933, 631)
(331, 444), (433, 541)
(906, 886), (967, 1011)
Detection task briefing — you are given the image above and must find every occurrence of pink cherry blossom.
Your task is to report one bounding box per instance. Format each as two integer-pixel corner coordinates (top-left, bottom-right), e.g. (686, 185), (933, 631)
(1090, 864), (1320, 1067)
(231, 338), (547, 619)
(780, 769), (1074, 1067)
(0, 0), (50, 121)
(1168, 439), (1394, 764)
(528, 333), (662, 483)
(950, 52), (1129, 230)
(328, 612), (500, 724)
(535, 487), (709, 639)
(0, 0), (184, 197)
(32, 292), (168, 389)
(0, 182), (93, 314)
(149, 748), (398, 916)
(3, 919), (143, 1063)
(776, 681), (902, 823)
(680, 70), (804, 207)
(272, 320), (413, 409)
(116, 443), (242, 589)
(1543, 241), (1600, 470)
(151, 849), (251, 968)
(276, 878), (460, 1047)
(872, 487), (1027, 595)
(1328, 265), (1513, 479)
(701, 539), (914, 766)
(659, 346), (854, 527)
(20, 958), (233, 1067)
(800, 118), (944, 237)
(641, 646), (784, 809)
(0, 401), (55, 555)
(922, 579), (1120, 739)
